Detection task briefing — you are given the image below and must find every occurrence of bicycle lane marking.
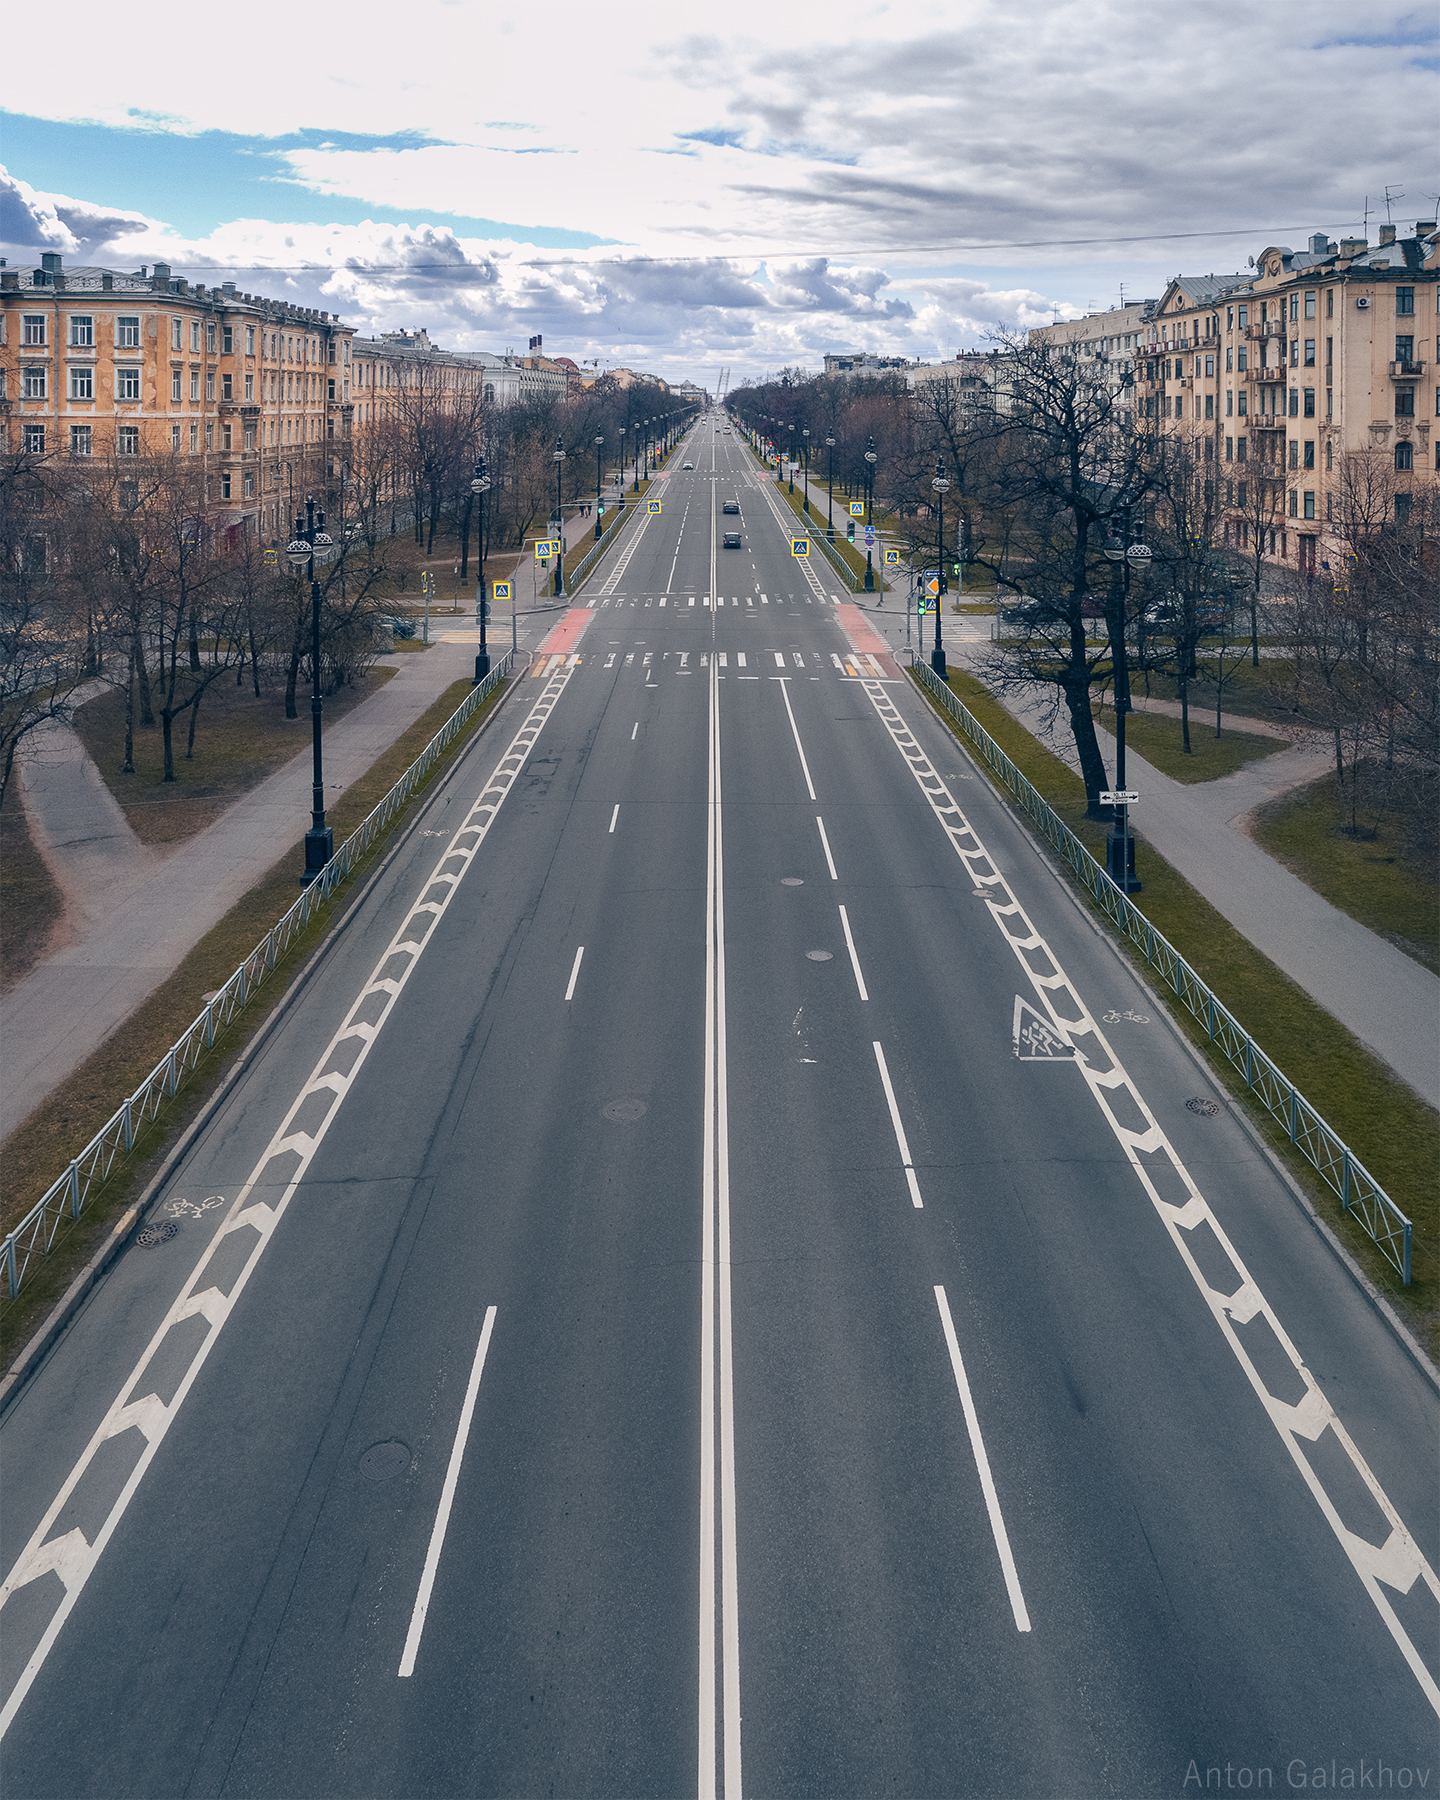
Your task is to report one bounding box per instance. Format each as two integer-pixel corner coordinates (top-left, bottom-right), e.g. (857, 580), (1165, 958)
(859, 675), (1440, 1717)
(0, 662), (580, 1740)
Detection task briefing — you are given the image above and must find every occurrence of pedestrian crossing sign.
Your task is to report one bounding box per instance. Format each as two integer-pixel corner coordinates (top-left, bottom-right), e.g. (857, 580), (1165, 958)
(849, 501), (865, 517)
(791, 537), (810, 558)
(493, 581), (511, 602)
(918, 598), (936, 613)
(648, 499), (662, 513)
(884, 547), (900, 567)
(535, 540), (558, 560)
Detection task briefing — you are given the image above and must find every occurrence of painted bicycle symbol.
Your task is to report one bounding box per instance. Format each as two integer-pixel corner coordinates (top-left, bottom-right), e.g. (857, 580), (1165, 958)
(1101, 1008), (1150, 1024)
(164, 1195), (226, 1221)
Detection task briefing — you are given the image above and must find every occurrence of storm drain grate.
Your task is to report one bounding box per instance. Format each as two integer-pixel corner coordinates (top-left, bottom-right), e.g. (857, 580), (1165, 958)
(136, 1221), (179, 1247)
(1186, 1097), (1221, 1117)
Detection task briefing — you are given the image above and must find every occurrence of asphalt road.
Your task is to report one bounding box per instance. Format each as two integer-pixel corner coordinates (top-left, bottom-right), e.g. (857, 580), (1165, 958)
(2, 420), (1436, 1799)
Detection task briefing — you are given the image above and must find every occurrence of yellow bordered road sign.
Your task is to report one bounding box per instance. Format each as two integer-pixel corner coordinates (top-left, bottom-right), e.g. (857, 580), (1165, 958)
(493, 581), (512, 601)
(883, 547), (901, 567)
(535, 540), (558, 560)
(849, 501), (865, 517)
(791, 537), (810, 558)
(648, 499), (661, 513)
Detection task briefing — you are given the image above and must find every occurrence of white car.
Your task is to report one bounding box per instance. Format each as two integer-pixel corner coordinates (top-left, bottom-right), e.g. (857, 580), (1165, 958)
(682, 460), (694, 468)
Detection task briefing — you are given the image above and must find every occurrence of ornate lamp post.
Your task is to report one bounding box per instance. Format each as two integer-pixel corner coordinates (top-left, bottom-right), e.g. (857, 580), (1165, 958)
(788, 423), (795, 493)
(285, 496), (339, 883)
(864, 433), (878, 592)
(930, 455), (949, 675)
(825, 433), (836, 540)
(593, 434), (604, 539)
(617, 427), (625, 507)
(801, 427), (810, 514)
(1102, 523), (1150, 891)
(553, 436), (566, 597)
(471, 456), (491, 681)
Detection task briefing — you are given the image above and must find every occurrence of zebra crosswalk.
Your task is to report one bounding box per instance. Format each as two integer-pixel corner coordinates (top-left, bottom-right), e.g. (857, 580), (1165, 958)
(528, 648), (893, 680)
(591, 594), (847, 608)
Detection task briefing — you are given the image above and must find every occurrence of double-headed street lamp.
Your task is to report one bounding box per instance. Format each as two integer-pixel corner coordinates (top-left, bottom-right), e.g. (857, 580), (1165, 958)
(471, 457), (491, 681)
(801, 427), (810, 514)
(930, 455), (950, 675)
(864, 434), (878, 592)
(593, 434), (605, 539)
(1102, 521), (1151, 891)
(553, 436), (566, 597)
(825, 433), (836, 540)
(285, 495), (339, 884)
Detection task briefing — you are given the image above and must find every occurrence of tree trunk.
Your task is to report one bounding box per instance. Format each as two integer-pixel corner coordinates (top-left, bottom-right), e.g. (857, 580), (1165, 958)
(161, 708), (176, 781)
(285, 602), (305, 720)
(123, 641), (136, 774)
(186, 689), (202, 760)
(1063, 670), (1112, 815)
(135, 625), (154, 726)
(188, 604), (201, 672)
(460, 494), (473, 580)
(1180, 678), (1191, 753)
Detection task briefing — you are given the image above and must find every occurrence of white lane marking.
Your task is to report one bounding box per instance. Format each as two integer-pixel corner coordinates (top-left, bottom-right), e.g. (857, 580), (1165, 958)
(398, 1305), (498, 1677)
(777, 681), (817, 801)
(0, 669), (578, 1739)
(599, 504), (657, 593)
(773, 652), (785, 668)
(761, 594), (768, 604)
(816, 815), (838, 880)
(864, 677), (1440, 1712)
(935, 1286), (1032, 1632)
(608, 804), (620, 834)
(838, 905), (869, 1001)
(632, 722), (639, 740)
(872, 1040), (923, 1209)
(737, 653), (747, 668)
(565, 945), (585, 1001)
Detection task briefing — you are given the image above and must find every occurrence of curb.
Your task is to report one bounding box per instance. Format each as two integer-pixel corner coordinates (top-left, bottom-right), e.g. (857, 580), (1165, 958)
(0, 673), (525, 1425)
(905, 668), (1439, 1392)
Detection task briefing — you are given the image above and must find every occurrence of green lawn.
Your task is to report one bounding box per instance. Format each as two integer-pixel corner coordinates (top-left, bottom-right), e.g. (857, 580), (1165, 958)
(1094, 703), (1290, 783)
(1252, 771), (1439, 974)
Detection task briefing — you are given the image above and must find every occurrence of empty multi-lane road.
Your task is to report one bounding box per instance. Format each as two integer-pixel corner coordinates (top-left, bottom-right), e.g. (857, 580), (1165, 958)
(2, 419), (1436, 1798)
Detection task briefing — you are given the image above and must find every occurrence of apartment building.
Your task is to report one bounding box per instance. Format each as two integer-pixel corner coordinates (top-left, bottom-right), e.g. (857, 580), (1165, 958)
(1137, 221), (1438, 570)
(1028, 299), (1161, 424)
(0, 252), (354, 541)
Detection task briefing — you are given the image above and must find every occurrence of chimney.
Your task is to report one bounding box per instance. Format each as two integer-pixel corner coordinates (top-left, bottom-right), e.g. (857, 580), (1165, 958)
(101, 272), (114, 292)
(40, 251), (63, 274)
(152, 262), (171, 290)
(1416, 219), (1437, 237)
(222, 280), (236, 299)
(1339, 238), (1367, 259)
(1379, 223), (1396, 246)
(1309, 233), (1330, 256)
(0, 269), (18, 291)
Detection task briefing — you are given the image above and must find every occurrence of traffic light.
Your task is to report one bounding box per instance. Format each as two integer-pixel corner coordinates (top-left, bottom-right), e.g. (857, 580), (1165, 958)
(846, 519), (855, 543)
(597, 500), (605, 516)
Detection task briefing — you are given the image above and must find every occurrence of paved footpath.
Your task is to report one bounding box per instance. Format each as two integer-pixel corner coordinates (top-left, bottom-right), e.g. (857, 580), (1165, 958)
(855, 595), (1440, 1113)
(2, 608), (568, 1143)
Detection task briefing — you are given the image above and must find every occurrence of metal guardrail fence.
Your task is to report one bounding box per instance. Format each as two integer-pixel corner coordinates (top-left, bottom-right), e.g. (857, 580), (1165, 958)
(2, 651), (515, 1303)
(911, 660), (1413, 1285)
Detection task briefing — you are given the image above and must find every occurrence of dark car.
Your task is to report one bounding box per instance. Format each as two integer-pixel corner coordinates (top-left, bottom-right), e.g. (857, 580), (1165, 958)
(722, 500), (740, 515)
(722, 531), (743, 548)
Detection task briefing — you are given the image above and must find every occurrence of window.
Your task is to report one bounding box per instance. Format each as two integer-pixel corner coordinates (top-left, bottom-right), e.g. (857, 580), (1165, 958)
(23, 365), (47, 399)
(221, 471), (231, 499)
(172, 367), (182, 402)
(1237, 347), (1248, 371)
(69, 366), (93, 401)
(1289, 294), (1298, 321)
(1305, 291), (1316, 319)
(1288, 441), (1299, 469)
(119, 481), (138, 511)
(1395, 492), (1412, 524)
(23, 313), (46, 345)
(206, 323), (216, 353)
(1326, 440), (1333, 471)
(327, 377), (335, 401)
(1300, 389), (1312, 417)
(1205, 393), (1214, 419)
(246, 325), (255, 355)
(189, 422), (198, 452)
(1226, 389), (1234, 416)
(1304, 339), (1315, 366)
(1326, 289), (1333, 318)
(117, 425), (139, 455)
(1304, 440), (1314, 469)
(1288, 489), (1297, 516)
(1303, 491), (1315, 520)
(206, 372), (215, 401)
(1395, 335), (1414, 365)
(222, 326), (233, 355)
(172, 318), (183, 350)
(243, 423), (255, 450)
(1396, 387), (1414, 417)
(244, 373), (253, 400)
(1394, 440), (1413, 471)
(221, 373), (232, 401)
(1396, 286), (1414, 316)
(1326, 337), (1333, 367)
(117, 366), (140, 401)
(243, 470), (254, 499)
(1238, 481), (1247, 505)
(1238, 304), (1248, 328)
(1290, 339), (1299, 367)
(205, 422), (213, 450)
(191, 320), (201, 352)
(1238, 392), (1248, 416)
(1226, 437), (1234, 461)
(23, 424), (45, 454)
(118, 315), (140, 347)
(70, 314), (93, 346)
(190, 369), (200, 401)
(1238, 437), (1248, 461)
(1205, 354), (1214, 378)
(172, 424), (181, 449)
(70, 424), (91, 456)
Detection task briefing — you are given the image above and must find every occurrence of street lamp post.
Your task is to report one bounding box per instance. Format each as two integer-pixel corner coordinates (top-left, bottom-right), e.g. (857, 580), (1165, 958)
(1102, 524), (1149, 891)
(471, 457), (491, 682)
(633, 424), (641, 492)
(788, 423), (795, 493)
(825, 434), (836, 540)
(285, 495), (338, 883)
(553, 437), (566, 597)
(930, 455), (949, 675)
(594, 434), (604, 539)
(864, 434), (878, 593)
(801, 427), (810, 514)
(617, 427), (625, 507)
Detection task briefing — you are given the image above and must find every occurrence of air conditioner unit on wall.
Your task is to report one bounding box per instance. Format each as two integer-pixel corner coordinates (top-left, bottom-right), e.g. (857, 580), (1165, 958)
(1356, 296), (1371, 309)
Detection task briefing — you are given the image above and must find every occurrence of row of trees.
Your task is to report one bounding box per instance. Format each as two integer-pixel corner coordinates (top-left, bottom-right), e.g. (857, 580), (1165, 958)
(730, 346), (1438, 830)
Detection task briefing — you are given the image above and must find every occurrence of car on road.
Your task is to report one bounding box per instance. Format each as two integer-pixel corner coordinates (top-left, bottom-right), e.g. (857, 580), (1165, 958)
(682, 460), (694, 468)
(722, 501), (740, 515)
(722, 531), (743, 548)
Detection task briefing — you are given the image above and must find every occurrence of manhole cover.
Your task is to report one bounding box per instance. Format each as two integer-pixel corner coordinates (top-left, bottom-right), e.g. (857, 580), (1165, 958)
(359, 1441), (411, 1482)
(601, 1098), (647, 1123)
(805, 950), (833, 962)
(136, 1220), (179, 1248)
(781, 877), (804, 886)
(1186, 1097), (1221, 1117)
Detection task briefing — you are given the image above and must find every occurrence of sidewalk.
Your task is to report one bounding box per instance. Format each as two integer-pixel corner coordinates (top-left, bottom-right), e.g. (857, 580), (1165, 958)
(3, 635), (496, 1141)
(854, 599), (1440, 1112)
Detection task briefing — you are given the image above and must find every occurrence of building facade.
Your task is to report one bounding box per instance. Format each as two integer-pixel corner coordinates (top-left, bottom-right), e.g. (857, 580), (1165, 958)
(1027, 299), (1162, 427)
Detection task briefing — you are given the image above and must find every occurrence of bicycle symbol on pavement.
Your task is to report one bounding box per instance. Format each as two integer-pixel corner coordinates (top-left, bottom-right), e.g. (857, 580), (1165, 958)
(164, 1195), (226, 1221)
(1102, 1008), (1150, 1024)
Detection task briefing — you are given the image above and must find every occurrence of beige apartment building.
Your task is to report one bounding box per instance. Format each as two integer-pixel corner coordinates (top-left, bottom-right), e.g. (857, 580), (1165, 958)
(1027, 300), (1161, 427)
(0, 252), (355, 541)
(1135, 220), (1438, 571)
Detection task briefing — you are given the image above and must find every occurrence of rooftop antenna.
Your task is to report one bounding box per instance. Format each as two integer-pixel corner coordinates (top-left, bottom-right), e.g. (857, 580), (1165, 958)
(1384, 184), (1403, 222)
(1119, 281), (1126, 309)
(1362, 195), (1370, 235)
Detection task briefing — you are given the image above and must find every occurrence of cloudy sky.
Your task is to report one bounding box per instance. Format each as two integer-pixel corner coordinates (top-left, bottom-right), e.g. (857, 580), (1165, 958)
(2, 0), (1435, 386)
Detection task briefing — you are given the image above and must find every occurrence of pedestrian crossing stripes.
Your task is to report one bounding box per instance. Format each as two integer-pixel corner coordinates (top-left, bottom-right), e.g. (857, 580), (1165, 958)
(529, 649), (891, 679)
(592, 595), (844, 608)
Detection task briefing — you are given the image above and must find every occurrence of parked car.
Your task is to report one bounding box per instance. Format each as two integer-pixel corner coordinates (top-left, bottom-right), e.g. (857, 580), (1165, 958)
(722, 500), (740, 515)
(722, 531), (743, 548)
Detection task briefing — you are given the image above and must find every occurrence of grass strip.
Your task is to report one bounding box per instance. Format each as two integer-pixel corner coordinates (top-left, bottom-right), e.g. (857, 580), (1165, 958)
(1093, 704), (1290, 783)
(916, 665), (1438, 1359)
(0, 675), (510, 1375)
(1252, 772), (1439, 976)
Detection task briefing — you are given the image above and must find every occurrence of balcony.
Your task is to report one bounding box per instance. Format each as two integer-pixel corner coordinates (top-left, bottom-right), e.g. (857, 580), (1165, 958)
(1251, 415), (1287, 431)
(1389, 360), (1426, 378)
(1241, 365), (1289, 384)
(1246, 320), (1286, 341)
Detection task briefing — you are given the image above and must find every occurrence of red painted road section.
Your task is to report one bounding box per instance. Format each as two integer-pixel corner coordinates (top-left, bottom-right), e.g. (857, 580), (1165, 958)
(536, 607), (595, 656)
(836, 603), (900, 677)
